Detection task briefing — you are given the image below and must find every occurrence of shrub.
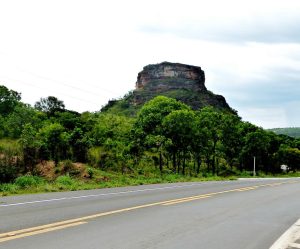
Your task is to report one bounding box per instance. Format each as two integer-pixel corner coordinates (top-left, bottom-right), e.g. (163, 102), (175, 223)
(86, 167), (95, 178)
(0, 183), (19, 193)
(239, 171), (253, 177)
(87, 147), (102, 167)
(55, 175), (75, 186)
(218, 168), (238, 177)
(14, 175), (44, 188)
(59, 160), (80, 176)
(0, 161), (19, 183)
(61, 160), (74, 172)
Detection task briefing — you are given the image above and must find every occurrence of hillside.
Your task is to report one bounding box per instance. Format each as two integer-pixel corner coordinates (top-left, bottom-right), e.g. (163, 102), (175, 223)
(101, 62), (234, 115)
(269, 127), (300, 138)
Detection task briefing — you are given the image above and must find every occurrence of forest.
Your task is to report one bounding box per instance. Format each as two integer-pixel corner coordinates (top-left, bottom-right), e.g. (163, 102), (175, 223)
(0, 85), (300, 193)
(269, 127), (300, 138)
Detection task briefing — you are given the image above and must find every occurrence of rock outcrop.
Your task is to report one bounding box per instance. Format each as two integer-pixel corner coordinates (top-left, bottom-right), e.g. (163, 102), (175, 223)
(136, 62), (206, 91)
(101, 62), (233, 115)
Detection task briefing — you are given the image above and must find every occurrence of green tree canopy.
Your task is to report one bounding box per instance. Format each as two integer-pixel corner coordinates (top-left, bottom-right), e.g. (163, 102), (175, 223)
(163, 109), (196, 174)
(240, 128), (271, 172)
(135, 96), (190, 136)
(133, 96), (190, 172)
(3, 104), (44, 138)
(278, 146), (300, 172)
(34, 96), (65, 116)
(0, 85), (21, 116)
(91, 114), (133, 146)
(196, 107), (224, 174)
(38, 123), (69, 165)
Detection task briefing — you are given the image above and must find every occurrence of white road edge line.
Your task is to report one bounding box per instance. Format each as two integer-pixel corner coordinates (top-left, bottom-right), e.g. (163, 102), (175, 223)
(289, 243), (300, 249)
(2, 179), (297, 208)
(0, 182), (212, 207)
(269, 218), (300, 249)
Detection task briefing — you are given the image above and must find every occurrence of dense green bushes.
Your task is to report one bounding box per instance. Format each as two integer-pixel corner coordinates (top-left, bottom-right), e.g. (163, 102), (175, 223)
(15, 175), (45, 188)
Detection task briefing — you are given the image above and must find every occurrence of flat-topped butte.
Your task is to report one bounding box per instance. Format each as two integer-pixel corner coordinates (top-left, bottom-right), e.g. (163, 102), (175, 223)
(102, 62), (233, 115)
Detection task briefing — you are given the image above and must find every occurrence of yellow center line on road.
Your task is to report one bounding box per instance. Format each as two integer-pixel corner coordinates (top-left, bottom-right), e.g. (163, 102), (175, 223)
(162, 193), (214, 204)
(266, 183), (283, 187)
(0, 222), (87, 243)
(235, 186), (259, 192)
(162, 195), (212, 206)
(287, 181), (297, 184)
(0, 180), (299, 243)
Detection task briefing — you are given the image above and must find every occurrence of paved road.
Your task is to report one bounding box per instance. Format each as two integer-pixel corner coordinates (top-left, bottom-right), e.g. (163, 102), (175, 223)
(1, 179), (300, 249)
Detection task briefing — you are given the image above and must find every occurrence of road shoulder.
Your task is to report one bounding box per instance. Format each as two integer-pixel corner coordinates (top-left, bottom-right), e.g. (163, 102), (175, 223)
(270, 219), (300, 249)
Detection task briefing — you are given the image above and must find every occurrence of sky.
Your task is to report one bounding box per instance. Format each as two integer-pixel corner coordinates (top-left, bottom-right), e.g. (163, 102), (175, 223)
(0, 0), (299, 129)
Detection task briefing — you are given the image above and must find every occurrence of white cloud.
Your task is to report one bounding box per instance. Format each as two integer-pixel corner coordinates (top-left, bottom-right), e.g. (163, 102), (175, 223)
(0, 0), (299, 127)
(239, 107), (289, 129)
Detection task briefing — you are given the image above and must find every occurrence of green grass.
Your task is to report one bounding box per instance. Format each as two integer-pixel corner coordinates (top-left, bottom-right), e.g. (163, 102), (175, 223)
(0, 168), (237, 196)
(1, 167), (299, 196)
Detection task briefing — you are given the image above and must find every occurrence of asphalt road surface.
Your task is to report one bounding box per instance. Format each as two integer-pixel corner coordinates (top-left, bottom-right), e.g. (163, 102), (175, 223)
(1, 178), (300, 249)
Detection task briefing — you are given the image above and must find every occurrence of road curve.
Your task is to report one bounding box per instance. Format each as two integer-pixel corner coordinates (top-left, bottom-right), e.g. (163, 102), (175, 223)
(1, 178), (300, 249)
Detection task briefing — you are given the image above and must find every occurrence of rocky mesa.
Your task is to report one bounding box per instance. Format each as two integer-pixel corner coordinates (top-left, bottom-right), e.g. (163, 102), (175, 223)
(102, 62), (233, 115)
(136, 62), (206, 91)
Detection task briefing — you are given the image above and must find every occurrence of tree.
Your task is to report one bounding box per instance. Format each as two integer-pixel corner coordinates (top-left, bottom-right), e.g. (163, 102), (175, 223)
(163, 109), (196, 174)
(0, 85), (21, 116)
(91, 114), (133, 146)
(38, 123), (69, 165)
(19, 124), (40, 173)
(191, 112), (210, 175)
(135, 96), (189, 135)
(69, 127), (90, 162)
(34, 96), (65, 116)
(89, 114), (134, 171)
(3, 104), (43, 138)
(104, 139), (130, 174)
(220, 113), (241, 169)
(240, 129), (271, 172)
(264, 131), (283, 173)
(236, 122), (259, 171)
(144, 134), (170, 173)
(55, 110), (80, 130)
(133, 96), (190, 172)
(278, 146), (300, 172)
(197, 107), (224, 175)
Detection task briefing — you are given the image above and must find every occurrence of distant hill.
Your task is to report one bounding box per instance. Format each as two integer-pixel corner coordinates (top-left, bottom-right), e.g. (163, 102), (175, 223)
(269, 127), (300, 138)
(101, 62), (234, 116)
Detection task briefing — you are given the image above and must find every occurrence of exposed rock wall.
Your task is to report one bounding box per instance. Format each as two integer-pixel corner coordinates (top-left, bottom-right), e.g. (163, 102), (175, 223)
(136, 62), (206, 92)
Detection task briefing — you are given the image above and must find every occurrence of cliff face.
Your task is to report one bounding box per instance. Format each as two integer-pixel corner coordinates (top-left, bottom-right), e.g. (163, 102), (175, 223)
(101, 62), (233, 116)
(136, 62), (206, 91)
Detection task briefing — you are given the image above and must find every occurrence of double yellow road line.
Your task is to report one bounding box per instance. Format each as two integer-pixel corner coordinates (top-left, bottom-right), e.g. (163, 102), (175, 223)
(0, 221), (87, 243)
(0, 180), (297, 243)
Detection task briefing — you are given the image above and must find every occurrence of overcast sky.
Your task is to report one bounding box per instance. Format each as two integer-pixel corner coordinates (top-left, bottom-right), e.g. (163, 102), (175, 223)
(0, 0), (299, 128)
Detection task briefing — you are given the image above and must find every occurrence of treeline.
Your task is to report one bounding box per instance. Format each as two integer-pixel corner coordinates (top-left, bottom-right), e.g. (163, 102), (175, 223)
(269, 127), (300, 138)
(0, 85), (300, 183)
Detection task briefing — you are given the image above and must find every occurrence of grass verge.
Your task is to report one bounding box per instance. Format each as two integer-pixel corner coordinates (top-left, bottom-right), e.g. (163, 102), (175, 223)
(0, 169), (237, 196)
(1, 167), (299, 197)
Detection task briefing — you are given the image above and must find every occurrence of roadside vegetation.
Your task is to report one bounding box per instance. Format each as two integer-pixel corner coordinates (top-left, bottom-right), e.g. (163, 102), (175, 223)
(0, 168), (237, 196)
(0, 85), (300, 196)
